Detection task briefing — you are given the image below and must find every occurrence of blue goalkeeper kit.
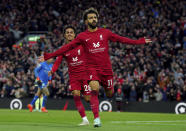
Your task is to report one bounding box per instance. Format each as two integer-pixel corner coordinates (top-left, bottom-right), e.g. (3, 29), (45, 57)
(34, 61), (53, 88)
(29, 61), (53, 108)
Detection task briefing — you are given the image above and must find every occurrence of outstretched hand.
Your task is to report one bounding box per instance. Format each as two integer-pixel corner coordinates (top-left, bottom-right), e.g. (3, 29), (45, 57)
(145, 38), (152, 44)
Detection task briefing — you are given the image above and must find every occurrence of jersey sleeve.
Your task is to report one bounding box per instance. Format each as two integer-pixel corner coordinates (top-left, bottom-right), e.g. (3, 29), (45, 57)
(51, 55), (63, 73)
(34, 63), (42, 78)
(107, 29), (146, 45)
(44, 36), (82, 60)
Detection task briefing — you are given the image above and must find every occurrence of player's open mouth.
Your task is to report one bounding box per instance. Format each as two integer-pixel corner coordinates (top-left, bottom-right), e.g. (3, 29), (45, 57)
(93, 22), (96, 24)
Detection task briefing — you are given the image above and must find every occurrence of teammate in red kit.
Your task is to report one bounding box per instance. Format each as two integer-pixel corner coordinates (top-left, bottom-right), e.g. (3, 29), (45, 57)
(41, 8), (152, 127)
(48, 25), (91, 126)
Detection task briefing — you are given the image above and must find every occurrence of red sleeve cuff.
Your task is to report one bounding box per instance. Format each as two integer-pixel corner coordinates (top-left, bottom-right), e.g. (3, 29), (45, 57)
(44, 52), (50, 60)
(139, 38), (146, 44)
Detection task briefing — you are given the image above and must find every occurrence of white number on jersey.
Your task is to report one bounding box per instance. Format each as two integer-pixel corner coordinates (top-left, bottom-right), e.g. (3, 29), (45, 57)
(84, 85), (91, 91)
(107, 79), (113, 88)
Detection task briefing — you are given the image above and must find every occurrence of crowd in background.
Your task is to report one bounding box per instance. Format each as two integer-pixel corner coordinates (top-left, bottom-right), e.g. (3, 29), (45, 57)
(0, 0), (186, 102)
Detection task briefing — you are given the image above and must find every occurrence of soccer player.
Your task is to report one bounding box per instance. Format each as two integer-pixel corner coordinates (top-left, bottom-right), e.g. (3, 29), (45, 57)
(48, 25), (90, 126)
(41, 8), (152, 127)
(27, 58), (53, 113)
(33, 95), (43, 112)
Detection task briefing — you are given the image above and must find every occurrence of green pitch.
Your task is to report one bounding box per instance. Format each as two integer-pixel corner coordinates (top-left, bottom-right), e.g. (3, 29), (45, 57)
(0, 109), (186, 131)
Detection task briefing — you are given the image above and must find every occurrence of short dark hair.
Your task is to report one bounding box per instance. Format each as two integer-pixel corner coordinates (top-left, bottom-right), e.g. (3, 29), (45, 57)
(83, 7), (99, 22)
(63, 25), (76, 35)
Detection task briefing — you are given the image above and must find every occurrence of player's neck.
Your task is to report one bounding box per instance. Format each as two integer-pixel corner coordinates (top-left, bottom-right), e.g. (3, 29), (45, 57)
(65, 40), (70, 44)
(88, 26), (98, 32)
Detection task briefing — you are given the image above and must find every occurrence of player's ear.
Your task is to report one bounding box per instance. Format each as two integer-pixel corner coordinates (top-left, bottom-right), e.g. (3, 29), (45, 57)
(85, 20), (88, 25)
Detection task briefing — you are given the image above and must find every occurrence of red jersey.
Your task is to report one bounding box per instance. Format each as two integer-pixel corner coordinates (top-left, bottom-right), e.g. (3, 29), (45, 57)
(52, 45), (87, 80)
(44, 28), (146, 75)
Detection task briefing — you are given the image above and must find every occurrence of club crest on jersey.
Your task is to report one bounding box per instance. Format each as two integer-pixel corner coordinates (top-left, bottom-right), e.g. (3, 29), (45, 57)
(100, 34), (103, 40)
(93, 42), (100, 48)
(72, 57), (78, 62)
(90, 75), (93, 79)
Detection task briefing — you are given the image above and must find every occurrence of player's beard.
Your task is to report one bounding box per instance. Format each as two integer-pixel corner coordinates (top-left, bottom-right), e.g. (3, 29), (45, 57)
(67, 36), (73, 41)
(88, 21), (97, 29)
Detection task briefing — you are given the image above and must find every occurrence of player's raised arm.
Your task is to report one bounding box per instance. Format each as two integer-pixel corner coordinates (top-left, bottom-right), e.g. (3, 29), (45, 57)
(107, 30), (152, 45)
(50, 55), (63, 74)
(43, 37), (81, 60)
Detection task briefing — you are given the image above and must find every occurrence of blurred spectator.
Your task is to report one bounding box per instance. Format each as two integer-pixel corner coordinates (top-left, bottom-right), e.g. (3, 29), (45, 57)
(182, 85), (186, 101)
(168, 88), (176, 101)
(2, 79), (15, 98)
(154, 87), (163, 101)
(115, 85), (124, 112)
(148, 88), (155, 101)
(129, 84), (137, 102)
(143, 90), (149, 103)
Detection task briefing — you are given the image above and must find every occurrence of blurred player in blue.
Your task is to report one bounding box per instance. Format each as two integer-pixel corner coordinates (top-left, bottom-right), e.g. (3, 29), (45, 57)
(27, 58), (53, 113)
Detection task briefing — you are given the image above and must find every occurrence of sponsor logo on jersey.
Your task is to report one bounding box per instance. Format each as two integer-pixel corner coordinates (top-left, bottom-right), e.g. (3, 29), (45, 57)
(89, 47), (106, 53)
(70, 56), (83, 66)
(93, 42), (100, 48)
(72, 57), (78, 62)
(70, 61), (83, 66)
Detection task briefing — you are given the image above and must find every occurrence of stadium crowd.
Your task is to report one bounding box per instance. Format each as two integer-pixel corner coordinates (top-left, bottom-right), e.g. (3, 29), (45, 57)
(0, 0), (185, 102)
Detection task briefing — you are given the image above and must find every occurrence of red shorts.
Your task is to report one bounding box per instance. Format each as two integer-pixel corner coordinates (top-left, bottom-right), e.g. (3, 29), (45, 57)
(69, 79), (91, 96)
(88, 69), (114, 90)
